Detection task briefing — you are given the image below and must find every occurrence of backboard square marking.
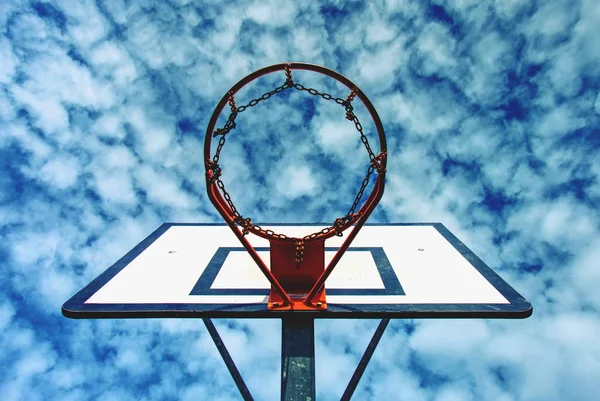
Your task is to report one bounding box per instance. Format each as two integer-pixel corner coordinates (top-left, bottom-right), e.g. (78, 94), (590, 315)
(189, 247), (404, 296)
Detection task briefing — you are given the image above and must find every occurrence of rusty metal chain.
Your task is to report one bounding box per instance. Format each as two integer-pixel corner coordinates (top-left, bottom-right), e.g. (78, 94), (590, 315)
(236, 83), (292, 113)
(207, 66), (386, 265)
(210, 92), (239, 178)
(292, 82), (346, 104)
(295, 240), (304, 266)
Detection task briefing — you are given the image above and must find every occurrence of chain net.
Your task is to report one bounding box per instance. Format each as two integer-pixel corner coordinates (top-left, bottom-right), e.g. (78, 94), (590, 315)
(206, 64), (387, 265)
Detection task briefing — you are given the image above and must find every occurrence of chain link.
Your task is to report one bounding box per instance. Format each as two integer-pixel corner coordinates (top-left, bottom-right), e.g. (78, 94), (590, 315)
(285, 63), (294, 86)
(293, 83), (346, 104)
(295, 240), (305, 266)
(236, 83), (291, 113)
(206, 67), (387, 265)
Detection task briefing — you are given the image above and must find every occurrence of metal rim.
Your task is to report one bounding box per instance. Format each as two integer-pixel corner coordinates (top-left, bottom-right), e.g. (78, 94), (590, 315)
(204, 62), (387, 241)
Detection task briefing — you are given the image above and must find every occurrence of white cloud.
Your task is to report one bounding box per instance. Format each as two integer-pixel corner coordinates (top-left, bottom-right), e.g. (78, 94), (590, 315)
(253, 33), (291, 64)
(0, 90), (16, 122)
(39, 155), (81, 190)
(275, 164), (318, 200)
(24, 51), (116, 109)
(414, 22), (457, 77)
(57, 0), (109, 48)
(115, 344), (153, 376)
(354, 38), (406, 92)
(359, 370), (428, 401)
(493, 0), (528, 21)
(125, 9), (199, 69)
(546, 45), (584, 98)
(127, 16), (170, 69)
(1, 1), (599, 401)
(365, 23), (397, 45)
(125, 106), (175, 159)
(94, 171), (138, 206)
(214, 320), (281, 400)
(246, 0), (298, 26)
(293, 27), (327, 61)
(49, 366), (86, 390)
(15, 344), (57, 377)
(39, 269), (78, 308)
(547, 202), (596, 243)
(378, 89), (461, 137)
(382, 0), (421, 16)
(9, 46), (116, 139)
(466, 31), (512, 105)
(484, 315), (600, 400)
(10, 86), (70, 134)
(410, 320), (490, 357)
(315, 120), (358, 152)
(447, 117), (503, 161)
(90, 41), (138, 86)
(0, 301), (15, 330)
(135, 165), (194, 209)
(434, 384), (475, 401)
(574, 0), (600, 65)
(3, 123), (53, 158)
(101, 0), (140, 25)
(92, 144), (138, 170)
(6, 13), (53, 52)
(10, 231), (61, 267)
(93, 112), (127, 139)
(506, 196), (597, 253)
(0, 35), (18, 84)
(316, 320), (384, 400)
(526, 0), (577, 50)
(209, 7), (244, 51)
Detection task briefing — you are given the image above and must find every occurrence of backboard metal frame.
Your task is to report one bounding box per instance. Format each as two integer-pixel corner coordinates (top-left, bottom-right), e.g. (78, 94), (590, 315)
(62, 223), (532, 320)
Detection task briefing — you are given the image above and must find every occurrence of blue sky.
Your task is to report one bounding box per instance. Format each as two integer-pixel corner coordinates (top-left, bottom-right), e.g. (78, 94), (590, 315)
(1, 0), (599, 400)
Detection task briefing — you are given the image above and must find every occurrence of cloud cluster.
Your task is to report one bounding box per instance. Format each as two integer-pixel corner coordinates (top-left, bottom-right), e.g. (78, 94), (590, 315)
(1, 0), (598, 400)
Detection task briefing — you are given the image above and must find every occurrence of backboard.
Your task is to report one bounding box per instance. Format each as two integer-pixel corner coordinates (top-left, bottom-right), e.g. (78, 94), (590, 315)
(62, 223), (532, 319)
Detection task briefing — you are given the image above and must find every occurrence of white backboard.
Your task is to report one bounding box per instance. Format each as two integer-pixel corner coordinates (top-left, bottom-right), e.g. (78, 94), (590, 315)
(63, 223), (532, 318)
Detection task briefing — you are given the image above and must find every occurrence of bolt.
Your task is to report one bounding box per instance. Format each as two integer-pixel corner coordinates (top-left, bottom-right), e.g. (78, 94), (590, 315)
(168, 250), (177, 254)
(418, 248), (424, 251)
(273, 302), (279, 307)
(316, 302), (323, 307)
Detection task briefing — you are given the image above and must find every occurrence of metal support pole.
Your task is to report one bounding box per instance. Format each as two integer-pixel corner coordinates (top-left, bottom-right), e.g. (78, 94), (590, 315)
(206, 317), (387, 401)
(281, 317), (316, 401)
(340, 318), (390, 401)
(203, 318), (254, 401)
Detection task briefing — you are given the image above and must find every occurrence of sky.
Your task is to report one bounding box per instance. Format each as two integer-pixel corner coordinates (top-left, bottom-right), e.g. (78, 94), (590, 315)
(1, 0), (599, 400)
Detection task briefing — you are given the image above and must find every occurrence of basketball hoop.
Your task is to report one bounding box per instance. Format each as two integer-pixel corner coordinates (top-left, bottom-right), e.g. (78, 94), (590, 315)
(204, 62), (387, 311)
(64, 65), (531, 401)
